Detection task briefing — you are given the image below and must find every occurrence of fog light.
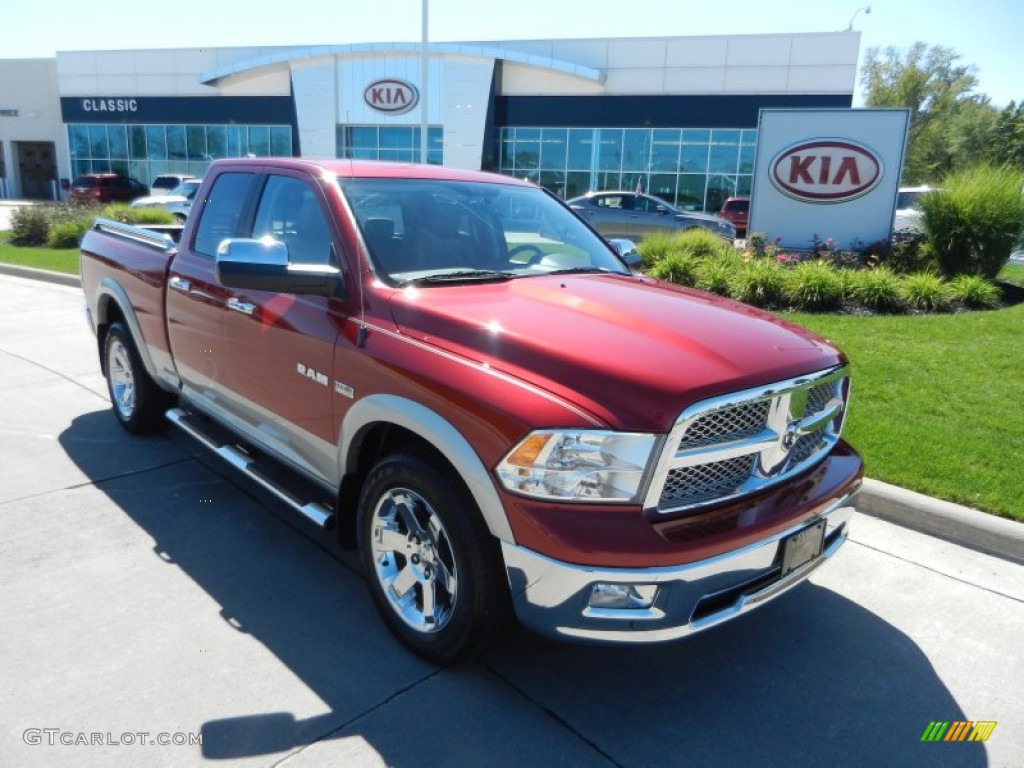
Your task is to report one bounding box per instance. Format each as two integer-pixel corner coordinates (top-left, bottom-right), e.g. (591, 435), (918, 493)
(588, 583), (658, 610)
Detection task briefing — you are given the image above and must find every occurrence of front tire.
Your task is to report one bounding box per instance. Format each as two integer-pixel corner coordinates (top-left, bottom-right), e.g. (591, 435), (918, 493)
(103, 321), (170, 433)
(357, 452), (512, 663)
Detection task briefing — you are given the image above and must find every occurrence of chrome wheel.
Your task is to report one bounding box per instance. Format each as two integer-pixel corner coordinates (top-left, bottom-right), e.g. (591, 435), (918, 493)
(107, 338), (136, 420)
(369, 487), (458, 633)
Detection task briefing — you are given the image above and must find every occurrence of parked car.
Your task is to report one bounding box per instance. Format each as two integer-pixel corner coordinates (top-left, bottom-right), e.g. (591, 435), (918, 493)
(69, 173), (149, 203)
(130, 180), (202, 222)
(568, 191), (736, 241)
(718, 196), (749, 237)
(150, 173), (199, 196)
(893, 185), (934, 233)
(80, 157), (861, 663)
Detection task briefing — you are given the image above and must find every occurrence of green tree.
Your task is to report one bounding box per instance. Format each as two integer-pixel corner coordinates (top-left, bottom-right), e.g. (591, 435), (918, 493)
(986, 102), (1024, 168)
(860, 43), (998, 183)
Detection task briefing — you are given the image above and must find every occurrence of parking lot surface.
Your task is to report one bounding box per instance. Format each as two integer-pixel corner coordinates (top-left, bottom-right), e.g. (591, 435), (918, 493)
(1, 274), (1022, 767)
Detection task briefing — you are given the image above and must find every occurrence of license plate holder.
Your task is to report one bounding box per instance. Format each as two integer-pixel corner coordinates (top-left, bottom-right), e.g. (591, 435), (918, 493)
(780, 520), (826, 577)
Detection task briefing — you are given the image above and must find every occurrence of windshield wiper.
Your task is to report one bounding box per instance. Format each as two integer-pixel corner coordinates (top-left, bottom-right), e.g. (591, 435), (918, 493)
(544, 267), (625, 276)
(403, 269), (516, 285)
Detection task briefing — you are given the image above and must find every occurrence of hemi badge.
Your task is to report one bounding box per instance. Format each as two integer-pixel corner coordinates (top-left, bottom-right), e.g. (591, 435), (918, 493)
(334, 381), (354, 399)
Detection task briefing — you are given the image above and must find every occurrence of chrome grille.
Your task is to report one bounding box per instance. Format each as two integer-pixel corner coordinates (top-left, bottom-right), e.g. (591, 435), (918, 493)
(659, 455), (756, 508)
(678, 401), (771, 449)
(647, 366), (849, 514)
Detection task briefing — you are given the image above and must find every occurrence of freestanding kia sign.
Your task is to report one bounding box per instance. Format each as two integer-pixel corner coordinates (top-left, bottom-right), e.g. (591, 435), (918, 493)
(748, 109), (911, 250)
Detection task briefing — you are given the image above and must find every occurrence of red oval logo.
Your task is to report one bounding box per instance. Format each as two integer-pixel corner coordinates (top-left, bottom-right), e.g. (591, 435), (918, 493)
(363, 79), (419, 115)
(770, 139), (882, 203)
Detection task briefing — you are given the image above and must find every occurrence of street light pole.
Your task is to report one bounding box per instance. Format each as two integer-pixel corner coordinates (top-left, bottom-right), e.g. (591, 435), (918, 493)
(846, 5), (871, 31)
(420, 0), (429, 164)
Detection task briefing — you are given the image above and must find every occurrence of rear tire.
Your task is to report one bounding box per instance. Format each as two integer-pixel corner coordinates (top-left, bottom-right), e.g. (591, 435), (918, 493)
(357, 452), (512, 664)
(103, 321), (171, 433)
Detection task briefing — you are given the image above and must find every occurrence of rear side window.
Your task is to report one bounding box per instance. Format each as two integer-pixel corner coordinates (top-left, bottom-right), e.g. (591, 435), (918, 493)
(72, 176), (97, 188)
(193, 173), (257, 257)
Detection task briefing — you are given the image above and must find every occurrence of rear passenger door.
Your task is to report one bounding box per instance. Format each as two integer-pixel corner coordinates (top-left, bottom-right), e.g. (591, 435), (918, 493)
(215, 171), (349, 485)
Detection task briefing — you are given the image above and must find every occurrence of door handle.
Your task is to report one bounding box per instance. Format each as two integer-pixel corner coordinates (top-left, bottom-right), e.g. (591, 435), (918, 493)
(227, 298), (255, 316)
(169, 276), (191, 293)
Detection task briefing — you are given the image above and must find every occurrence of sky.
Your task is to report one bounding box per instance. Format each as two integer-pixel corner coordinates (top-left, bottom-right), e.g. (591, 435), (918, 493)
(1, 0), (1020, 108)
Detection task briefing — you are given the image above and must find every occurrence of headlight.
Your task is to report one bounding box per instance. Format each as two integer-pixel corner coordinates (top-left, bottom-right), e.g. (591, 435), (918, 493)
(496, 430), (656, 502)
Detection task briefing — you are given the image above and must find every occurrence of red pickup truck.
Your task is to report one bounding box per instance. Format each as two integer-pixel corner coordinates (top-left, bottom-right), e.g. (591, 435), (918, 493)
(80, 157), (862, 663)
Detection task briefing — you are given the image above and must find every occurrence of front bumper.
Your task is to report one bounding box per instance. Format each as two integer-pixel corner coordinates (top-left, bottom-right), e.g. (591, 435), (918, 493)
(502, 487), (857, 643)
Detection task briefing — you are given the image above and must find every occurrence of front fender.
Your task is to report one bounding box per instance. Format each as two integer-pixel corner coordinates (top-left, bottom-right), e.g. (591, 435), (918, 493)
(338, 394), (515, 544)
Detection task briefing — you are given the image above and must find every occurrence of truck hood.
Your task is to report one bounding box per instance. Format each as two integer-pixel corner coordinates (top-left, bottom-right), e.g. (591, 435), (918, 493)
(388, 274), (843, 432)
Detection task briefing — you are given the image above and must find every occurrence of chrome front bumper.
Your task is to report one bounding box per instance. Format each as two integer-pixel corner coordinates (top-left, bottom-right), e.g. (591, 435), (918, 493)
(502, 490), (857, 643)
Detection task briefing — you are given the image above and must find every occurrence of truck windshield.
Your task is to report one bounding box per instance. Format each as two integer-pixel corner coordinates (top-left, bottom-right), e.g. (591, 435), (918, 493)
(338, 178), (630, 284)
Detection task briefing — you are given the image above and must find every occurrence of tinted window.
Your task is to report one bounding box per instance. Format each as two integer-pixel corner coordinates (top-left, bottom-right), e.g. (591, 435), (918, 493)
(340, 178), (629, 283)
(193, 173), (256, 258)
(72, 176), (97, 188)
(252, 175), (334, 266)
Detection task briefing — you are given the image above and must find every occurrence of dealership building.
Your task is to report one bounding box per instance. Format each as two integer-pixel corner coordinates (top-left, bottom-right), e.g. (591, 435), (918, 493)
(0, 31), (860, 210)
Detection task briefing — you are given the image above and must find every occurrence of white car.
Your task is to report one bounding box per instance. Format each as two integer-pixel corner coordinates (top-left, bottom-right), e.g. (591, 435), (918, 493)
(893, 185), (934, 233)
(150, 173), (198, 196)
(130, 180), (201, 222)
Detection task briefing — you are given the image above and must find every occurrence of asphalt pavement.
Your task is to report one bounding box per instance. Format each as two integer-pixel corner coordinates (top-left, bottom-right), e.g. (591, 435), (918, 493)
(1, 273), (1022, 767)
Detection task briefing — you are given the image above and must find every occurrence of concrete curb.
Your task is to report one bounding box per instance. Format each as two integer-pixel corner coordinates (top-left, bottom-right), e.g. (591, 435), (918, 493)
(858, 478), (1024, 565)
(0, 263), (81, 288)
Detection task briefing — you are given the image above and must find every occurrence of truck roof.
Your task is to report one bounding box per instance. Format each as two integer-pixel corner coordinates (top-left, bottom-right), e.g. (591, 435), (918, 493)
(206, 157), (534, 186)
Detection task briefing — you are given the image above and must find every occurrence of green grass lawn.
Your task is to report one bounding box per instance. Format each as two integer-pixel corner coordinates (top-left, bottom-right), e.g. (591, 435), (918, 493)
(0, 232), (78, 274)
(787, 302), (1023, 521)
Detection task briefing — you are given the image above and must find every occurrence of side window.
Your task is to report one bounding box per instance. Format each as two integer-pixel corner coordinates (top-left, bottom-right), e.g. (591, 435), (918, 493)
(252, 175), (335, 266)
(594, 195), (622, 209)
(193, 173), (257, 258)
(636, 196), (662, 213)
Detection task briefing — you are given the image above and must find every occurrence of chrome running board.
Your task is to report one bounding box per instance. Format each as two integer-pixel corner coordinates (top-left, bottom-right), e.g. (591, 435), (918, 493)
(166, 408), (335, 531)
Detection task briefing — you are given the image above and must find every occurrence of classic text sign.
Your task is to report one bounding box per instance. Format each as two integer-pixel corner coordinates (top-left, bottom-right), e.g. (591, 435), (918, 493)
(363, 79), (419, 115)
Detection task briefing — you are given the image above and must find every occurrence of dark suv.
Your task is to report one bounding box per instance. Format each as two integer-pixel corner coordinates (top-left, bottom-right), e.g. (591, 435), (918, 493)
(718, 197), (749, 238)
(69, 173), (149, 203)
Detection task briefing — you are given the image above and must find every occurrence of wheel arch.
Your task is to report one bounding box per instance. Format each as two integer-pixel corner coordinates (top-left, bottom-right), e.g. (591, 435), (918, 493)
(93, 278), (160, 382)
(338, 395), (515, 545)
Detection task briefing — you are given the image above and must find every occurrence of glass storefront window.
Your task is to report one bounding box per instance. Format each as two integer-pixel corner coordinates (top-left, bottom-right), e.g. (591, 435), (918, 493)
(739, 143), (755, 174)
(247, 126), (270, 156)
(68, 123), (291, 186)
(129, 126), (147, 159)
(650, 129), (681, 172)
(270, 126), (291, 156)
(108, 126), (128, 160)
(567, 129), (593, 170)
(540, 128), (567, 170)
(207, 125), (227, 160)
(596, 129), (622, 172)
(69, 125), (89, 160)
(146, 126), (167, 160)
(186, 125), (207, 161)
(621, 130), (650, 172)
(89, 126), (109, 161)
(166, 125), (187, 161)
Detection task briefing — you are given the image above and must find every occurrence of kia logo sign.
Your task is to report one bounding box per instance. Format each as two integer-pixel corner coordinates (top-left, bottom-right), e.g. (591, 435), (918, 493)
(364, 79), (419, 115)
(770, 139), (883, 203)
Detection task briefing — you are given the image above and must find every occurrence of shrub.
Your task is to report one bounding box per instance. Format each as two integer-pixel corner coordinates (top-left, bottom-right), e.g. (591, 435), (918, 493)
(46, 218), (93, 249)
(949, 274), (1001, 309)
(732, 258), (787, 307)
(649, 252), (699, 287)
(920, 164), (1024, 279)
(100, 203), (175, 225)
(879, 229), (933, 274)
(673, 227), (735, 260)
(695, 252), (741, 296)
(8, 205), (51, 246)
(636, 231), (676, 266)
(850, 268), (905, 313)
(786, 261), (844, 311)
(900, 272), (952, 312)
